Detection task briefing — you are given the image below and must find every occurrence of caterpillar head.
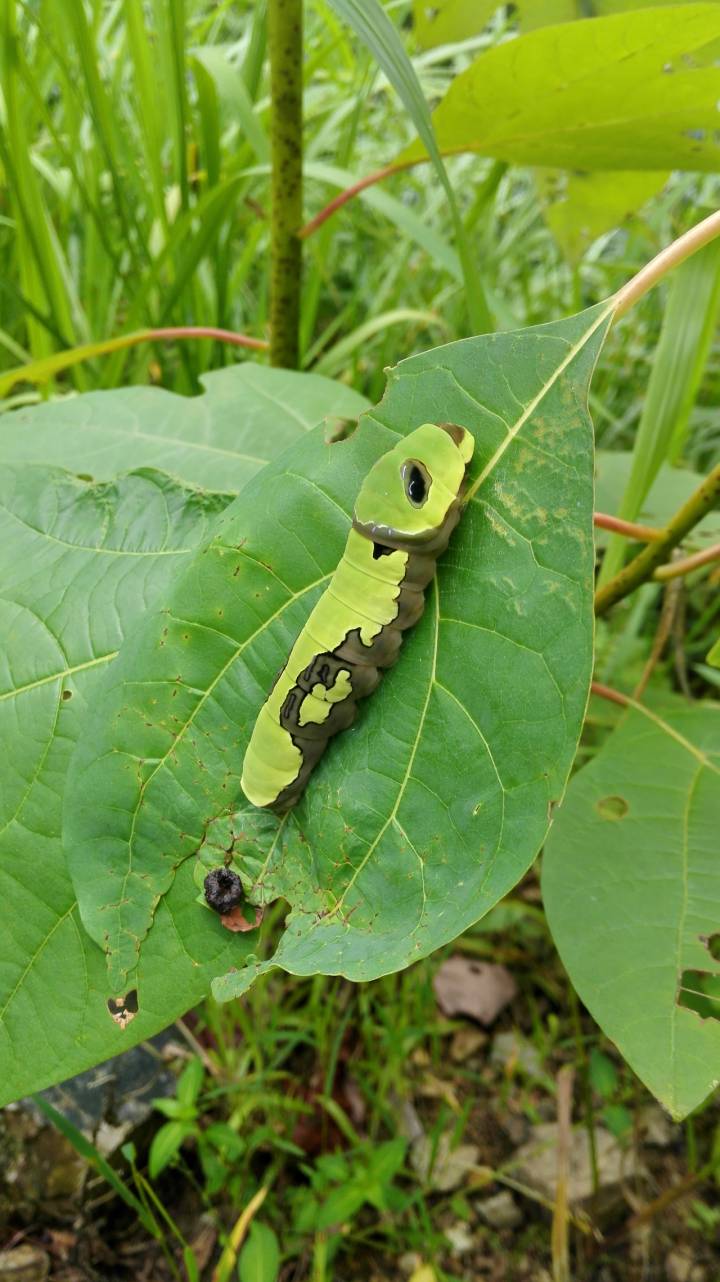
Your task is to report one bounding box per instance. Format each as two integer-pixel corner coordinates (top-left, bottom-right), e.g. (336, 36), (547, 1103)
(353, 422), (474, 548)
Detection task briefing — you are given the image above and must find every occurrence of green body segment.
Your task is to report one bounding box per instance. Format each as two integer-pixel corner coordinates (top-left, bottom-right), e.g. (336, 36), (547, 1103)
(241, 530), (409, 808)
(241, 422), (474, 812)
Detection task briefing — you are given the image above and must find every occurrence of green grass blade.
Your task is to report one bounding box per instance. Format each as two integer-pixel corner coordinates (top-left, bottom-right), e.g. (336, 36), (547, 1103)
(167, 0), (191, 210)
(55, 0), (148, 265)
(310, 307), (447, 376)
(123, 0), (168, 227)
(192, 45), (270, 164)
(322, 0), (493, 332)
(33, 1095), (161, 1237)
(0, 0), (79, 356)
(242, 0), (268, 100)
(192, 53), (222, 188)
(304, 160), (461, 280)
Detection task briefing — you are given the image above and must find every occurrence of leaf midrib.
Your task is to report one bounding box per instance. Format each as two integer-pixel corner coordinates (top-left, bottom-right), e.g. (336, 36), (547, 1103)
(0, 651), (118, 702)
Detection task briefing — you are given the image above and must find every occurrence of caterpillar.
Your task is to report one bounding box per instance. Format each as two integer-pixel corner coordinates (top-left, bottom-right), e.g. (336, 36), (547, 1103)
(241, 421), (474, 812)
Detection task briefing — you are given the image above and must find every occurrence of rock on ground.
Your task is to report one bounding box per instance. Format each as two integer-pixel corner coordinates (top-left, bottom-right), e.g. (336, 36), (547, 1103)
(512, 1121), (641, 1209)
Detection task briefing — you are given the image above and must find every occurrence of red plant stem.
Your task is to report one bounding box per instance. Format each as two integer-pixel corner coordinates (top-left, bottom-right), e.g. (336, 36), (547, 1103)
(590, 681), (631, 708)
(653, 541), (720, 581)
(593, 512), (661, 542)
(148, 326), (268, 351)
(298, 159), (423, 239)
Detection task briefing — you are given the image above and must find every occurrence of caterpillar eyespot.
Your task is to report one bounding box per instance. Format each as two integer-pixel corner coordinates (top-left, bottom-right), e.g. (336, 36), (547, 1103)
(204, 867), (244, 914)
(241, 421), (475, 812)
(403, 459), (431, 507)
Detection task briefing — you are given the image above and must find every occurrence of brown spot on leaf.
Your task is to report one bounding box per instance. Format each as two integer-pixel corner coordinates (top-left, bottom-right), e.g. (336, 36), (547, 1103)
(596, 795), (629, 820)
(220, 905), (264, 933)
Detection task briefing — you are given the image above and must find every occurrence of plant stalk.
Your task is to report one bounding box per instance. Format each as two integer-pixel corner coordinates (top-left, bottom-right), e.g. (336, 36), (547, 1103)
(593, 512), (661, 542)
(612, 208), (720, 319)
(653, 542), (720, 582)
(268, 0), (303, 368)
(594, 464), (720, 616)
(0, 326), (268, 398)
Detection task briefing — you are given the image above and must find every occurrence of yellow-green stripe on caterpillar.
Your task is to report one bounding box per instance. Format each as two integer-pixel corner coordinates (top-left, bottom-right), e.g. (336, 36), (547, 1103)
(241, 422), (474, 812)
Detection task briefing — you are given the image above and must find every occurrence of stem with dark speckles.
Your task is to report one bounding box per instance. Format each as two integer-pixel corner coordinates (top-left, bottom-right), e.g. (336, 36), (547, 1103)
(268, 0), (303, 368)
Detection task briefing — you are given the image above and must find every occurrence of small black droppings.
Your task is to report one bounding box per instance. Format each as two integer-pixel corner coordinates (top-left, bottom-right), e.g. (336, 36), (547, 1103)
(204, 866), (244, 914)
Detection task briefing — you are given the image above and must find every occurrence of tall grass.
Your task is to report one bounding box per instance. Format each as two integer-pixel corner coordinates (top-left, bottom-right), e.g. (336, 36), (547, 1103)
(1, 0), (719, 428)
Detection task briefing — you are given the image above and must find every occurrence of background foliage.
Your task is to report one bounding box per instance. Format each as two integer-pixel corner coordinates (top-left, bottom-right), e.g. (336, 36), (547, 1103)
(1, 1), (720, 1280)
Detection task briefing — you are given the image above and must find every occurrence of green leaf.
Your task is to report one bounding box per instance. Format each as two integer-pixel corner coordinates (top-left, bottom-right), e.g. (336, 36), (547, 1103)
(708, 638), (720, 669)
(0, 364), (370, 490)
(543, 697), (720, 1119)
(594, 0), (717, 10)
(0, 361), (367, 1106)
(412, 0), (502, 49)
(64, 303), (612, 1001)
(316, 1183), (367, 1229)
(517, 0), (580, 28)
(401, 7), (720, 171)
(177, 1056), (204, 1108)
(594, 451), (720, 550)
(535, 169), (668, 264)
(191, 46), (270, 164)
(412, 0), (588, 48)
(601, 1104), (633, 1138)
(238, 1222), (280, 1282)
(0, 465), (241, 1109)
(148, 1120), (195, 1179)
(588, 1048), (618, 1099)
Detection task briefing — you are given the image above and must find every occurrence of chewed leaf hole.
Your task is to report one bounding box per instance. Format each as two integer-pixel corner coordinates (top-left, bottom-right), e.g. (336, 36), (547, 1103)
(677, 970), (720, 1021)
(596, 794), (629, 820)
(324, 416), (358, 445)
(704, 933), (720, 961)
(107, 989), (139, 1030)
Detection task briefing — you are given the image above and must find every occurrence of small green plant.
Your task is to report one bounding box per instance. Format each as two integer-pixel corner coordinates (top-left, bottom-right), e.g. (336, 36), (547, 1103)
(149, 1057), (262, 1203)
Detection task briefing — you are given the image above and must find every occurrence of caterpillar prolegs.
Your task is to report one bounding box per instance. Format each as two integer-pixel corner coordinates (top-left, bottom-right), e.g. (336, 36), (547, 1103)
(241, 421), (474, 812)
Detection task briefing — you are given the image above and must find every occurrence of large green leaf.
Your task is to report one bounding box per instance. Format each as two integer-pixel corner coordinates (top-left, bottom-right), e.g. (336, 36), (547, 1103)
(413, 0), (502, 49)
(411, 0), (711, 48)
(64, 304), (612, 1002)
(0, 364), (369, 489)
(0, 465), (245, 1107)
(535, 170), (668, 264)
(402, 6), (720, 171)
(542, 699), (720, 1119)
(0, 364), (363, 1106)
